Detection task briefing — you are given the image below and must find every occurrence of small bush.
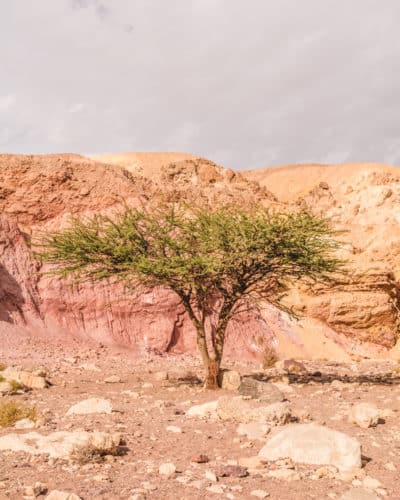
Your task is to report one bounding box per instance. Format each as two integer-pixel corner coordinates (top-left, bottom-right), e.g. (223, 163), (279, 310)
(70, 441), (119, 465)
(262, 348), (278, 369)
(0, 363), (6, 372)
(0, 401), (37, 428)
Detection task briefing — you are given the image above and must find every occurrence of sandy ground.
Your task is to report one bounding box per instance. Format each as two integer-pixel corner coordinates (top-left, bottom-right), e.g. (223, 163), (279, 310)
(0, 338), (399, 500)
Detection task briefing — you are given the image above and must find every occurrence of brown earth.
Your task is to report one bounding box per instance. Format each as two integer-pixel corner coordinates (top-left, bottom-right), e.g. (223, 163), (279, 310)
(0, 153), (400, 361)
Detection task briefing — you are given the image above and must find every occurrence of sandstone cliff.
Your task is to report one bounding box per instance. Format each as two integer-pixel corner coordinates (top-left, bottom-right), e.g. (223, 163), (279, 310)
(0, 153), (399, 360)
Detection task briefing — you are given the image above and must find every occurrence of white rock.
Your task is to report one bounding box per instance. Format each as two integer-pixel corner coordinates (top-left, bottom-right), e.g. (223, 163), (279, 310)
(166, 426), (182, 433)
(45, 492), (82, 500)
(258, 423), (361, 471)
(217, 396), (290, 425)
(66, 398), (112, 415)
(3, 368), (48, 389)
(236, 423), (270, 441)
(0, 431), (120, 458)
(251, 490), (270, 498)
(104, 375), (121, 384)
(187, 400), (218, 418)
(14, 418), (36, 429)
(79, 363), (100, 372)
(267, 469), (301, 481)
(218, 369), (241, 390)
(206, 485), (225, 494)
(0, 381), (12, 394)
(362, 476), (382, 490)
(158, 462), (176, 476)
(384, 462), (396, 471)
(348, 403), (380, 429)
(340, 488), (380, 500)
(154, 371), (169, 381)
(205, 470), (217, 482)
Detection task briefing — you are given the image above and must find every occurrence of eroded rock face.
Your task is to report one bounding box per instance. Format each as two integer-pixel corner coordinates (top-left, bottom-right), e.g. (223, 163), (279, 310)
(0, 154), (400, 358)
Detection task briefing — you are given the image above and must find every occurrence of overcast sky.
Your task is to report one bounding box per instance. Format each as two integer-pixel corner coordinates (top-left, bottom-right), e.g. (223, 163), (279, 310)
(1, 1), (399, 169)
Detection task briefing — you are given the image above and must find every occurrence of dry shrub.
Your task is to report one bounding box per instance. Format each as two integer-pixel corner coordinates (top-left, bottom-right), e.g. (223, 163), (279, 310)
(0, 401), (36, 428)
(70, 440), (120, 465)
(262, 348), (278, 369)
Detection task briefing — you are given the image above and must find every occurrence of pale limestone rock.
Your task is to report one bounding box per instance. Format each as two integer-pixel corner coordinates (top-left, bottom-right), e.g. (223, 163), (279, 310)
(166, 425), (182, 433)
(362, 476), (382, 489)
(238, 456), (263, 469)
(14, 418), (36, 429)
(236, 423), (270, 441)
(3, 368), (48, 389)
(218, 369), (241, 390)
(45, 491), (82, 500)
(158, 462), (176, 476)
(66, 398), (112, 415)
(0, 431), (120, 458)
(0, 381), (12, 394)
(340, 488), (380, 500)
(267, 468), (301, 481)
(258, 423), (361, 471)
(251, 490), (270, 498)
(187, 400), (218, 418)
(217, 396), (290, 425)
(348, 403), (380, 429)
(104, 375), (121, 384)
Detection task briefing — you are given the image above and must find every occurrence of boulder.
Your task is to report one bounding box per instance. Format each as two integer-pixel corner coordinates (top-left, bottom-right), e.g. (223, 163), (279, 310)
(45, 491), (82, 500)
(3, 368), (48, 389)
(66, 398), (112, 415)
(217, 396), (290, 425)
(0, 381), (13, 394)
(0, 431), (120, 459)
(239, 378), (285, 403)
(218, 369), (241, 390)
(348, 403), (380, 429)
(258, 423), (361, 471)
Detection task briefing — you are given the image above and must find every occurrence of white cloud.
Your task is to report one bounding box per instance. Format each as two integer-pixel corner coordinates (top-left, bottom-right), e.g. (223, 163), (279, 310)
(0, 94), (17, 112)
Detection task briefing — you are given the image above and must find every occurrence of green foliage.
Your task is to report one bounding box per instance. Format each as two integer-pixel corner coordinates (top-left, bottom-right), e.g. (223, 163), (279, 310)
(37, 206), (343, 300)
(37, 205), (345, 387)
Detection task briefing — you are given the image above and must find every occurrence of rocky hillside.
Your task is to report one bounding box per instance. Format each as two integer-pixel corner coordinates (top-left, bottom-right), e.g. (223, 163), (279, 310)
(0, 153), (399, 361)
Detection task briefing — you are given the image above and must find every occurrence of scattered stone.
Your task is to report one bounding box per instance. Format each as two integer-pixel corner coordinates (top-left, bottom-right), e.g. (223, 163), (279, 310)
(348, 403), (380, 429)
(142, 383), (154, 389)
(236, 422), (270, 440)
(217, 396), (290, 425)
(362, 476), (382, 490)
(187, 400), (218, 418)
(0, 382), (13, 394)
(275, 359), (306, 374)
(251, 490), (270, 498)
(218, 369), (241, 390)
(158, 462), (176, 476)
(24, 482), (46, 498)
(267, 468), (301, 481)
(14, 418), (36, 429)
(384, 462), (396, 471)
(190, 454), (209, 463)
(66, 398), (112, 415)
(239, 378), (285, 403)
(166, 425), (182, 433)
(0, 431), (120, 459)
(205, 470), (218, 482)
(79, 363), (100, 372)
(154, 371), (169, 381)
(206, 485), (225, 494)
(45, 491), (82, 500)
(258, 423), (361, 471)
(215, 465), (248, 478)
(238, 456), (263, 469)
(104, 375), (121, 384)
(340, 488), (380, 500)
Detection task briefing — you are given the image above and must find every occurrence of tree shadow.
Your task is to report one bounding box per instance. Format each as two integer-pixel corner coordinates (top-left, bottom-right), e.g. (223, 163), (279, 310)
(252, 371), (400, 386)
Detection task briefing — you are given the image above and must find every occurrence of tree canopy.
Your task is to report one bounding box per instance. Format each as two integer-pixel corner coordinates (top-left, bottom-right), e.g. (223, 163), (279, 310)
(38, 205), (344, 388)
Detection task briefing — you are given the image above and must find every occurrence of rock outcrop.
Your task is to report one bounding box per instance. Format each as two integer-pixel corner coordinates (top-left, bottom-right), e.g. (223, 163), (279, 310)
(0, 153), (399, 359)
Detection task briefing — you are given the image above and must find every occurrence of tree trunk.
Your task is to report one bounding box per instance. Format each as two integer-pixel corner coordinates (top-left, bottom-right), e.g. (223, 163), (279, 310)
(204, 357), (221, 390)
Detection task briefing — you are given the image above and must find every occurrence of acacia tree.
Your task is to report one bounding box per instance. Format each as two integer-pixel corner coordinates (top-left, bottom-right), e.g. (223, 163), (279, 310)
(38, 206), (343, 389)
